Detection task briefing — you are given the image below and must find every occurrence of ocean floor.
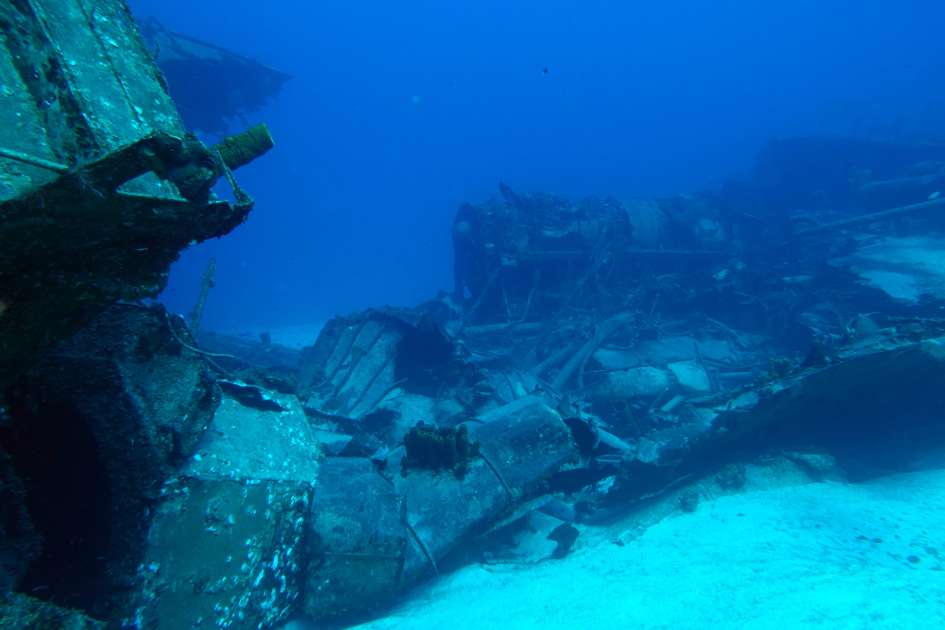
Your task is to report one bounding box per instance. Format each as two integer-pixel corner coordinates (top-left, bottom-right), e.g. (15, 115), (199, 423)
(321, 467), (945, 630)
(833, 235), (945, 303)
(213, 322), (326, 349)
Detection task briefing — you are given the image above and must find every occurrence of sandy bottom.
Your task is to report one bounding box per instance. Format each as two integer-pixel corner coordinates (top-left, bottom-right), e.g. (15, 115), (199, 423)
(213, 322), (325, 349)
(836, 235), (945, 302)
(340, 469), (945, 629)
(265, 323), (326, 348)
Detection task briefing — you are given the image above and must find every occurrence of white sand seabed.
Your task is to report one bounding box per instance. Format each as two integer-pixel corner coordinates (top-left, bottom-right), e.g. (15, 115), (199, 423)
(265, 323), (325, 348)
(833, 235), (945, 303)
(213, 322), (325, 349)
(347, 469), (945, 630)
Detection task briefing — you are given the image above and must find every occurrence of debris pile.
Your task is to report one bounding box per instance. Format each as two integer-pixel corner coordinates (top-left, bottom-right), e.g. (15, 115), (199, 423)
(3, 18), (945, 621)
(3, 132), (945, 627)
(286, 138), (945, 622)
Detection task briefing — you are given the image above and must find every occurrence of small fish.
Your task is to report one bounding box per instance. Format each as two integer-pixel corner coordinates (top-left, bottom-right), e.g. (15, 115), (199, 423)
(929, 191), (941, 200)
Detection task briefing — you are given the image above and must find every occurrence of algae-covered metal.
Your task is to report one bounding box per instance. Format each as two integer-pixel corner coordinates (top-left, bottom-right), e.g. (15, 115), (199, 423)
(0, 0), (273, 384)
(0, 0), (184, 199)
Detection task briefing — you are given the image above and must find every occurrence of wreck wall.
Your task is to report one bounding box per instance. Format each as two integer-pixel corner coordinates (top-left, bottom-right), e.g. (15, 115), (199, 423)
(0, 0), (184, 199)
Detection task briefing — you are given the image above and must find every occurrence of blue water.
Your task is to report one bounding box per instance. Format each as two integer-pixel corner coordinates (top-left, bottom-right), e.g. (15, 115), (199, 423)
(130, 0), (945, 334)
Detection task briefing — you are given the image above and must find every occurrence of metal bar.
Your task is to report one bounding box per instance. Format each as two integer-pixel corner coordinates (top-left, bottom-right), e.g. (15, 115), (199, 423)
(0, 146), (68, 173)
(797, 197), (945, 235)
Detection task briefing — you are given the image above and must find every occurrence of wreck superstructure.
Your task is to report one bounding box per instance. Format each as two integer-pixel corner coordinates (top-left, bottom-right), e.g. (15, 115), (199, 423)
(0, 0), (272, 386)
